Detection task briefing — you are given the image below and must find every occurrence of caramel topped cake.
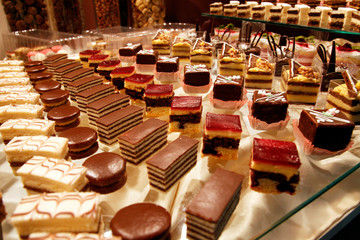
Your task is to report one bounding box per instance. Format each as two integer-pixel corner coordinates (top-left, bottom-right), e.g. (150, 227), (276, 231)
(190, 39), (213, 69)
(186, 168), (244, 240)
(0, 119), (55, 141)
(146, 135), (198, 190)
(219, 43), (246, 76)
(17, 156), (88, 192)
(119, 43), (142, 66)
(326, 71), (360, 124)
(0, 92), (40, 106)
(79, 50), (101, 62)
(169, 96), (202, 133)
(5, 135), (68, 168)
(11, 192), (101, 238)
(172, 36), (192, 62)
(110, 66), (135, 90)
(245, 54), (275, 89)
(119, 118), (168, 164)
(124, 74), (154, 100)
(282, 59), (321, 104)
(250, 138), (301, 195)
(210, 2), (223, 15)
(67, 75), (103, 101)
(86, 93), (130, 127)
(202, 112), (242, 160)
(144, 84), (174, 117)
(88, 54), (110, 72)
(0, 77), (30, 86)
(97, 60), (121, 80)
(76, 84), (114, 112)
(299, 108), (355, 151)
(152, 30), (171, 55)
(251, 90), (288, 124)
(0, 104), (44, 123)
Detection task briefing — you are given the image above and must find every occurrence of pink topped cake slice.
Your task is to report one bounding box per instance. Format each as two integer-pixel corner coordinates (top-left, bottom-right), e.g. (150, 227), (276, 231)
(79, 50), (101, 62)
(88, 54), (110, 72)
(124, 74), (154, 100)
(202, 112), (242, 160)
(110, 66), (135, 91)
(97, 60), (121, 81)
(144, 84), (174, 117)
(250, 138), (301, 195)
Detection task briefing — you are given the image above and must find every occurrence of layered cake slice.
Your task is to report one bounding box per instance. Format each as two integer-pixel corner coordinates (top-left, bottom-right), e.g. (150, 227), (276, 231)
(0, 92), (40, 106)
(251, 90), (288, 124)
(212, 75), (244, 109)
(152, 30), (171, 55)
(219, 44), (246, 76)
(53, 62), (82, 82)
(43, 54), (67, 66)
(0, 60), (24, 66)
(324, 0), (347, 10)
(110, 66), (135, 91)
(287, 7), (299, 24)
(326, 71), (360, 124)
(250, 138), (301, 195)
(0, 77), (30, 86)
(299, 0), (320, 8)
(190, 39), (213, 69)
(155, 56), (180, 82)
(281, 59), (321, 104)
(172, 36), (192, 63)
(88, 54), (110, 72)
(136, 49), (158, 74)
(0, 104), (44, 123)
(11, 192), (101, 238)
(17, 156), (88, 192)
(97, 60), (121, 81)
(118, 118), (168, 164)
(0, 66), (25, 73)
(210, 2), (223, 15)
(124, 73), (154, 100)
(5, 135), (68, 170)
(0, 85), (34, 94)
(119, 43), (142, 66)
(329, 10), (345, 30)
(237, 4), (251, 18)
(245, 54), (275, 89)
(47, 59), (76, 73)
(186, 168), (244, 240)
(169, 96), (202, 133)
(223, 3), (237, 17)
(96, 105), (143, 145)
(144, 84), (174, 117)
(146, 135), (198, 190)
(86, 93), (130, 127)
(308, 9), (321, 27)
(62, 68), (93, 89)
(76, 84), (115, 112)
(202, 112), (242, 160)
(28, 233), (112, 240)
(0, 71), (28, 79)
(0, 119), (55, 141)
(252, 5), (265, 20)
(79, 50), (101, 62)
(183, 64), (211, 93)
(268, 6), (282, 22)
(298, 108), (355, 151)
(67, 75), (103, 101)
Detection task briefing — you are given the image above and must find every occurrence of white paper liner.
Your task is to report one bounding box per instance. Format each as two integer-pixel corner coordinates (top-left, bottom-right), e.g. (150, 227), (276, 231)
(247, 101), (291, 130)
(119, 56), (136, 67)
(292, 119), (354, 155)
(180, 74), (212, 94)
(135, 64), (156, 75)
(209, 90), (247, 110)
(155, 71), (180, 83)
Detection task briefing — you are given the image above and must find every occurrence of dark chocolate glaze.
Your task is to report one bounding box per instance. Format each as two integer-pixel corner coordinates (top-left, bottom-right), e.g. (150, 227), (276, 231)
(40, 89), (69, 103)
(34, 80), (61, 94)
(59, 127), (98, 150)
(47, 105), (80, 123)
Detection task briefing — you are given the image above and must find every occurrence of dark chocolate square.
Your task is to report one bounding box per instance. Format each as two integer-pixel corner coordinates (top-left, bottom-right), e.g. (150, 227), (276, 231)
(119, 43), (143, 57)
(136, 49), (158, 64)
(183, 65), (210, 86)
(156, 57), (179, 72)
(213, 75), (244, 101)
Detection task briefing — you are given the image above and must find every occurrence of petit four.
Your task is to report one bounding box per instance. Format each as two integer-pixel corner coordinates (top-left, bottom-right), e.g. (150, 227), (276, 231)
(29, 72), (54, 84)
(152, 30), (171, 55)
(34, 80), (61, 94)
(136, 49), (158, 74)
(40, 89), (70, 112)
(0, 104), (44, 123)
(308, 9), (321, 27)
(0, 77), (30, 86)
(212, 75), (244, 109)
(67, 75), (103, 101)
(119, 43), (142, 66)
(97, 60), (121, 81)
(329, 10), (345, 30)
(43, 54), (67, 66)
(47, 105), (81, 131)
(76, 84), (115, 112)
(268, 6), (282, 22)
(124, 73), (154, 100)
(62, 68), (93, 89)
(324, 0), (347, 10)
(172, 36), (192, 63)
(79, 50), (100, 62)
(183, 64), (211, 93)
(245, 54), (275, 89)
(252, 5), (265, 20)
(0, 92), (40, 106)
(190, 39), (213, 69)
(53, 63), (82, 82)
(144, 84), (174, 117)
(223, 3), (237, 17)
(219, 44), (246, 76)
(88, 54), (110, 72)
(287, 7), (299, 24)
(110, 66), (135, 91)
(25, 65), (47, 74)
(0, 85), (34, 94)
(146, 135), (198, 190)
(0, 72), (28, 79)
(237, 4), (251, 18)
(210, 2), (223, 15)
(155, 56), (180, 82)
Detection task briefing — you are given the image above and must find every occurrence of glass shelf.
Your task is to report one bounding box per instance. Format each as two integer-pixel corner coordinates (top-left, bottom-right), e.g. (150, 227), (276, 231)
(201, 13), (360, 37)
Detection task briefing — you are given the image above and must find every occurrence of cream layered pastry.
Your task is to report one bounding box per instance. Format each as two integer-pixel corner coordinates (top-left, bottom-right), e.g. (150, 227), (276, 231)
(0, 71), (28, 79)
(308, 9), (321, 27)
(0, 119), (55, 141)
(97, 60), (121, 81)
(250, 138), (301, 195)
(210, 2), (223, 15)
(0, 92), (40, 106)
(223, 3), (237, 17)
(268, 6), (282, 22)
(352, 11), (360, 32)
(169, 96), (202, 134)
(190, 39), (213, 69)
(329, 10), (345, 30)
(316, 6), (332, 28)
(17, 156), (88, 193)
(245, 54), (275, 89)
(124, 74), (154, 100)
(0, 77), (30, 86)
(152, 30), (171, 55)
(172, 36), (191, 63)
(202, 112), (242, 160)
(219, 44), (246, 76)
(338, 7), (356, 31)
(281, 59), (321, 104)
(278, 3), (291, 23)
(11, 192), (101, 238)
(252, 5), (265, 20)
(295, 4), (311, 25)
(144, 84), (174, 117)
(237, 3), (251, 18)
(326, 70), (360, 124)
(0, 104), (44, 123)
(287, 7), (299, 24)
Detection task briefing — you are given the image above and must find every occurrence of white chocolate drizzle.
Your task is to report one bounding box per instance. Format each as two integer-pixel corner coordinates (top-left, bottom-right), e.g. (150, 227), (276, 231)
(307, 108), (351, 123)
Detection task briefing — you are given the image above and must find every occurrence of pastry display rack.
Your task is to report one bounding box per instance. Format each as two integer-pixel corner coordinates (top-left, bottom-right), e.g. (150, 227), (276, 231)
(201, 13), (360, 41)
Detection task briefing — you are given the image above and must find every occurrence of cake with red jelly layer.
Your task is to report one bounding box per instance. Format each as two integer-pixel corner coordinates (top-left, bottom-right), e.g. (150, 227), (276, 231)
(124, 74), (154, 100)
(155, 56), (180, 82)
(169, 96), (202, 133)
(88, 54), (110, 72)
(202, 112), (242, 160)
(119, 43), (142, 66)
(97, 60), (121, 81)
(245, 54), (275, 89)
(152, 30), (171, 55)
(298, 108), (355, 151)
(183, 64), (211, 93)
(251, 90), (288, 124)
(144, 84), (174, 117)
(190, 39), (213, 69)
(136, 49), (158, 74)
(110, 66), (135, 91)
(212, 75), (244, 109)
(250, 138), (301, 195)
(79, 50), (101, 62)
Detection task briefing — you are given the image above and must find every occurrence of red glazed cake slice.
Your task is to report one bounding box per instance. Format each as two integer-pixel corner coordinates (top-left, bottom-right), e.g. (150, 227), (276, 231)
(97, 60), (121, 81)
(144, 84), (174, 117)
(88, 54), (110, 72)
(124, 74), (154, 100)
(202, 112), (242, 160)
(110, 66), (135, 91)
(250, 138), (301, 195)
(169, 96), (202, 133)
(79, 50), (101, 62)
